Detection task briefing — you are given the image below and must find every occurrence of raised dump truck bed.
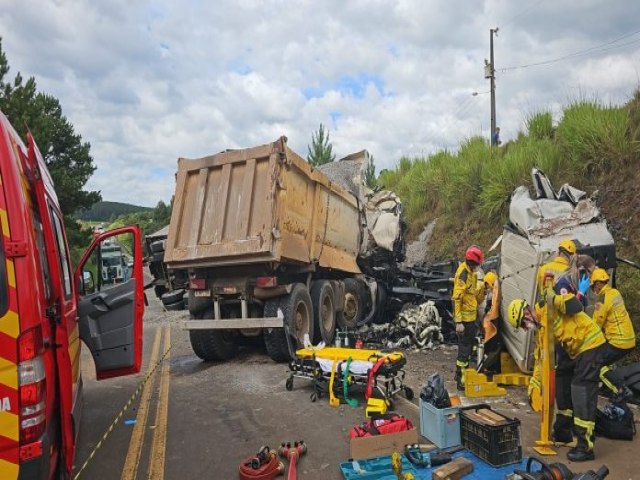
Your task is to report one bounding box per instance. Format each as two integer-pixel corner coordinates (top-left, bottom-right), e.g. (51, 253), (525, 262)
(164, 136), (362, 274)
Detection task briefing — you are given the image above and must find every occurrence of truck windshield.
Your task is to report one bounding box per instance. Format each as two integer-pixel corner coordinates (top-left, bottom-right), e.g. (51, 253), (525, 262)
(103, 257), (122, 267)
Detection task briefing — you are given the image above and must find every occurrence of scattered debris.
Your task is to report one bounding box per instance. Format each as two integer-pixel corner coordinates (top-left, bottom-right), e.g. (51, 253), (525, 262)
(358, 300), (445, 350)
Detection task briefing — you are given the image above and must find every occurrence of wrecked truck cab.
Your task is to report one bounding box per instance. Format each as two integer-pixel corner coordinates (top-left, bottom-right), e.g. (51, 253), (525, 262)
(498, 170), (616, 373)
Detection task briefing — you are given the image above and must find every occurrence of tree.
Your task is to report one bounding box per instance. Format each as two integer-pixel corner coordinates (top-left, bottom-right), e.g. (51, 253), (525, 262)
(0, 39), (101, 263)
(364, 154), (376, 188)
(307, 123), (336, 166)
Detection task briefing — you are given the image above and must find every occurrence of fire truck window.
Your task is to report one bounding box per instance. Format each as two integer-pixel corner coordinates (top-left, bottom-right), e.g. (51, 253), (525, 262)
(88, 233), (134, 292)
(32, 215), (52, 300)
(50, 211), (72, 299)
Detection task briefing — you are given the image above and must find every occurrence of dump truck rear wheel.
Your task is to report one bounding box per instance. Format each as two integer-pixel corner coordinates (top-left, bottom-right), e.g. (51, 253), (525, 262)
(311, 280), (336, 344)
(189, 309), (238, 361)
(337, 278), (366, 329)
(264, 298), (290, 362)
(282, 284), (314, 349)
(264, 284), (314, 362)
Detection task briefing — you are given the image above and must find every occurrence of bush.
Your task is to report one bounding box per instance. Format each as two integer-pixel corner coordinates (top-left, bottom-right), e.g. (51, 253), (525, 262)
(556, 100), (634, 173)
(526, 111), (554, 140)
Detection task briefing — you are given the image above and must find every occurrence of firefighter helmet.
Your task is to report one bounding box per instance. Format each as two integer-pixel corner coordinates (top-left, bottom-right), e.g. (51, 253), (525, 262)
(465, 245), (484, 265)
(507, 299), (528, 329)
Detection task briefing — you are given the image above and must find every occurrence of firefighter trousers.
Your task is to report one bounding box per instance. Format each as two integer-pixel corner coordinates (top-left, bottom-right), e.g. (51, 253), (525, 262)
(456, 321), (478, 377)
(599, 342), (633, 395)
(555, 345), (605, 451)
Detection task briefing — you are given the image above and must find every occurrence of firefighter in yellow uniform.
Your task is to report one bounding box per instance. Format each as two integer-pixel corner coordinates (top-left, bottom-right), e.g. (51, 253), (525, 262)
(508, 293), (606, 462)
(529, 239), (577, 410)
(452, 246), (485, 391)
(590, 268), (637, 396)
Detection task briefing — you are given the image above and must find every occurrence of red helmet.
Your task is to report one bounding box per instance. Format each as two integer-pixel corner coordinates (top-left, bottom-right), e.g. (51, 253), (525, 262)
(465, 245), (484, 265)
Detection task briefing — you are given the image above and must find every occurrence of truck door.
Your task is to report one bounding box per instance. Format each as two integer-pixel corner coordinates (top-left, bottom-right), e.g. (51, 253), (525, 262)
(76, 226), (144, 379)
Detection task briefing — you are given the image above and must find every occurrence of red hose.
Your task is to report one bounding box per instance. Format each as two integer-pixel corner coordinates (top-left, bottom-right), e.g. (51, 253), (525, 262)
(238, 454), (283, 480)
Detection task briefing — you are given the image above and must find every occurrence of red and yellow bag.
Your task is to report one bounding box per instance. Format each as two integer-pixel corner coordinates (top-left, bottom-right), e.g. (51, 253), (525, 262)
(349, 413), (413, 439)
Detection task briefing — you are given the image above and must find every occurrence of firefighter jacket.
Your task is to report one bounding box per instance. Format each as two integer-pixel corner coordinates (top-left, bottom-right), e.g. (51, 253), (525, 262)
(536, 256), (569, 299)
(534, 293), (605, 359)
(452, 262), (483, 323)
(593, 285), (636, 350)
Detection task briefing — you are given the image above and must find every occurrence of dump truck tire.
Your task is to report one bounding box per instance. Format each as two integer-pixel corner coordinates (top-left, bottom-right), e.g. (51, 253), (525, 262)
(189, 309), (238, 361)
(264, 284), (314, 362)
(161, 289), (185, 306)
(154, 285), (168, 299)
(311, 280), (336, 344)
(164, 299), (185, 311)
(264, 298), (290, 362)
(337, 278), (366, 329)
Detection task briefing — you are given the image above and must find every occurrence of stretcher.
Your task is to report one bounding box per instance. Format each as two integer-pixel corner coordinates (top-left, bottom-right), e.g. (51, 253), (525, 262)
(285, 346), (414, 406)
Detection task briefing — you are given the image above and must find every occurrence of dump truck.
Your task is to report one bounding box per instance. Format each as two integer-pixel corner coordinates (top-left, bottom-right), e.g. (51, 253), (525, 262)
(164, 137), (392, 362)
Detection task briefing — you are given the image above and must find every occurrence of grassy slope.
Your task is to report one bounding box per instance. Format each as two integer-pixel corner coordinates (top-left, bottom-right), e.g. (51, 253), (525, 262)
(379, 93), (640, 335)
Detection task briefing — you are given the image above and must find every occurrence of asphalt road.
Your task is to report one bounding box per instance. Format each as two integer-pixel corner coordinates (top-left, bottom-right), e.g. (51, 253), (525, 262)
(72, 294), (640, 480)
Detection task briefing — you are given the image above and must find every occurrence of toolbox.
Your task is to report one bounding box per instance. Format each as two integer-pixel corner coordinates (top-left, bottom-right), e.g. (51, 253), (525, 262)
(419, 399), (461, 449)
(339, 454), (418, 479)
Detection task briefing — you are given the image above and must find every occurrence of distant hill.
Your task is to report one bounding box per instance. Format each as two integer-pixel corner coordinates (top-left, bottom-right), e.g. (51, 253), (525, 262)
(75, 201), (152, 222)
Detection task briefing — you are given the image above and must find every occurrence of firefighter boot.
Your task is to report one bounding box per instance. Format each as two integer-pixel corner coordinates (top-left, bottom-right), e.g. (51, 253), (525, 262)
(567, 421), (595, 462)
(551, 411), (573, 444)
(455, 368), (464, 392)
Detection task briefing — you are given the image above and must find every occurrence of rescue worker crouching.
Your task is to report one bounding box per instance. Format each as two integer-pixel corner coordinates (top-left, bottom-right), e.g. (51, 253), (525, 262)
(590, 268), (637, 398)
(507, 293), (606, 462)
(452, 245), (485, 391)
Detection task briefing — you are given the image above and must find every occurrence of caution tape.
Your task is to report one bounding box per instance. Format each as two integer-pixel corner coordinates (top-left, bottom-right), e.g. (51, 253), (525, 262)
(72, 341), (173, 480)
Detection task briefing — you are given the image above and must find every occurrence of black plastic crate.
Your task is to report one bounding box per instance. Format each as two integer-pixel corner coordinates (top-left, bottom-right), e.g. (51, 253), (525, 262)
(460, 408), (522, 467)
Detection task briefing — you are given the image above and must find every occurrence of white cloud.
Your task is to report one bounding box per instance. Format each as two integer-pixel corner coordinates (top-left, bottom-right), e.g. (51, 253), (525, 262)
(0, 0), (639, 207)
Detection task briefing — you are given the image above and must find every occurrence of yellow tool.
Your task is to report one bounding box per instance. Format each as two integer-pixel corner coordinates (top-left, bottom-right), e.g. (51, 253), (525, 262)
(493, 352), (531, 386)
(464, 369), (507, 397)
(328, 359), (340, 407)
(365, 398), (388, 418)
(391, 451), (414, 480)
(534, 289), (557, 456)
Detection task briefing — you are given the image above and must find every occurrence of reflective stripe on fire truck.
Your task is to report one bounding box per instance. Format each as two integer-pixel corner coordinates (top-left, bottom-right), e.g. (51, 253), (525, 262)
(0, 198), (20, 479)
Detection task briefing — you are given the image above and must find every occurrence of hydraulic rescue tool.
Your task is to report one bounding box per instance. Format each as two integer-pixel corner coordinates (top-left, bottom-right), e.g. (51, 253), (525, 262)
(278, 441), (307, 480)
(510, 457), (609, 480)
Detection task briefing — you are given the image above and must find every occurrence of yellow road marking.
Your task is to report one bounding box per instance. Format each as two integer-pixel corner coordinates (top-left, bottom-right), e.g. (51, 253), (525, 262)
(120, 326), (163, 480)
(148, 325), (171, 480)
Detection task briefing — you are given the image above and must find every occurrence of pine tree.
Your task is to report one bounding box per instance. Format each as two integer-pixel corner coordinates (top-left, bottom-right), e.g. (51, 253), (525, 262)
(364, 154), (376, 188)
(0, 39), (101, 260)
(307, 123), (336, 166)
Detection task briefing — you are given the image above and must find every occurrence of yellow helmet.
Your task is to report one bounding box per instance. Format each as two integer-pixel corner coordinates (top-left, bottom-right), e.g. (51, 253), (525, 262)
(507, 299), (528, 329)
(484, 271), (498, 289)
(590, 268), (609, 284)
(558, 239), (577, 255)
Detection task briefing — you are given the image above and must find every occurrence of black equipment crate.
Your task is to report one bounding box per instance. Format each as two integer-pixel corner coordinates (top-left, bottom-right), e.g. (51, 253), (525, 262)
(460, 408), (522, 467)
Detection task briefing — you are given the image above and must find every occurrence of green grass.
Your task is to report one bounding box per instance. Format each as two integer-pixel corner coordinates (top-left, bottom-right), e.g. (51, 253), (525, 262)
(377, 93), (640, 261)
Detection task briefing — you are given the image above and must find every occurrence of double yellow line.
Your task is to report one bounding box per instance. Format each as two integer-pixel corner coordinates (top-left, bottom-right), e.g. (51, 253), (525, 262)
(121, 325), (171, 480)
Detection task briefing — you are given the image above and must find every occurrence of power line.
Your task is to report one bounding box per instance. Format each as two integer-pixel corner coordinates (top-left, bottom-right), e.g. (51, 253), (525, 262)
(499, 0), (545, 30)
(501, 28), (640, 72)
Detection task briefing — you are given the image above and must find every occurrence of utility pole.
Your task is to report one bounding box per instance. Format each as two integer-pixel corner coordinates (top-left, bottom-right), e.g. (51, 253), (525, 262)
(485, 28), (499, 141)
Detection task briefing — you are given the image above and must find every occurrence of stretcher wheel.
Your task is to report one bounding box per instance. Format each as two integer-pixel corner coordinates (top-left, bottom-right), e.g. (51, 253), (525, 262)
(404, 386), (415, 401)
(286, 376), (294, 391)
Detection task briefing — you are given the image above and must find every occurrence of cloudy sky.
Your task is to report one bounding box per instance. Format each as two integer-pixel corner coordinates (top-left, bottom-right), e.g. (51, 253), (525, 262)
(1, 0), (639, 207)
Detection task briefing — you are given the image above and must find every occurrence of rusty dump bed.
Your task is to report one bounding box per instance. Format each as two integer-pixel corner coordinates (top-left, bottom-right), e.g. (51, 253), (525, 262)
(164, 137), (362, 273)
